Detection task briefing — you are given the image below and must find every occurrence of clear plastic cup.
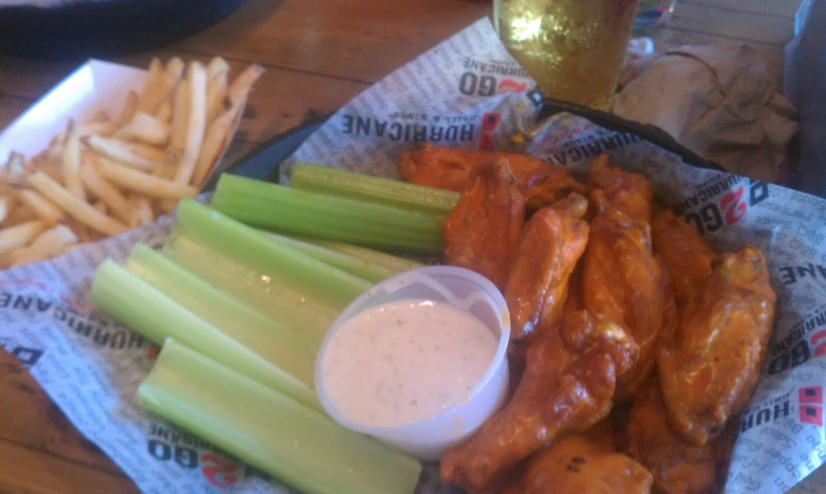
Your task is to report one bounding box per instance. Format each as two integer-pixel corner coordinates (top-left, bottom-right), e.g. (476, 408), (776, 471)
(315, 265), (511, 461)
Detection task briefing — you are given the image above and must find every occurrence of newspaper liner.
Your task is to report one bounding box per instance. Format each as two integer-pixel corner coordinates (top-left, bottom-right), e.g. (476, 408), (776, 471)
(1, 18), (825, 494)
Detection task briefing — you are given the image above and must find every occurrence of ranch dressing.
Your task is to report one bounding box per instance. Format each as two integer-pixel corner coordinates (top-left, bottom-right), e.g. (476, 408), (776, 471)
(320, 299), (498, 428)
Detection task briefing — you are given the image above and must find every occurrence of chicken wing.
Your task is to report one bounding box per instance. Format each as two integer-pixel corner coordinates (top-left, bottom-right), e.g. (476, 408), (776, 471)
(399, 144), (585, 206)
(628, 379), (731, 494)
(519, 436), (653, 494)
(505, 193), (590, 341)
(582, 191), (675, 402)
(652, 210), (720, 308)
(441, 310), (639, 491)
(441, 159), (526, 290)
(658, 244), (776, 446)
(587, 154), (653, 225)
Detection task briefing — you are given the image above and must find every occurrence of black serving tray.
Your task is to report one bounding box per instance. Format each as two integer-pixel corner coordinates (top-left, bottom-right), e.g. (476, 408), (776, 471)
(214, 97), (725, 190)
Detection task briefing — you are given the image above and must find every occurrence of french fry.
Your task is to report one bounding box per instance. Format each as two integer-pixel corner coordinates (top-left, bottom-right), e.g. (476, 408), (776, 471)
(159, 57), (186, 105)
(16, 188), (65, 225)
(114, 112), (170, 146)
(10, 225), (78, 267)
(206, 57), (231, 81)
(6, 152), (27, 185)
(96, 160), (198, 199)
(174, 62), (208, 184)
(226, 63), (266, 109)
(130, 142), (165, 162)
(129, 196), (154, 228)
(192, 64), (265, 186)
(60, 242), (88, 255)
(26, 172), (128, 236)
(0, 220), (45, 255)
(62, 120), (86, 201)
(138, 57), (185, 115)
(156, 78), (190, 178)
(206, 57), (230, 122)
(0, 195), (12, 224)
(155, 101), (172, 123)
(137, 58), (164, 114)
(80, 159), (131, 224)
(78, 120), (119, 137)
(169, 78), (190, 150)
(39, 159), (65, 185)
(0, 204), (37, 227)
(91, 110), (110, 122)
(118, 91), (140, 127)
(92, 200), (108, 215)
(83, 135), (154, 171)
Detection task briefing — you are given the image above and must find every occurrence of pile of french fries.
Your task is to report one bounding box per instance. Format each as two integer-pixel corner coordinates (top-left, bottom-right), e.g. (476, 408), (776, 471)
(0, 57), (264, 270)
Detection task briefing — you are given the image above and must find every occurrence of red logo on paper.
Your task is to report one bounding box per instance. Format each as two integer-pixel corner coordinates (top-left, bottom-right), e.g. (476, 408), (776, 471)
(720, 186), (747, 226)
(201, 453), (241, 487)
(799, 386), (824, 427)
(497, 79), (528, 93)
(478, 113), (501, 151)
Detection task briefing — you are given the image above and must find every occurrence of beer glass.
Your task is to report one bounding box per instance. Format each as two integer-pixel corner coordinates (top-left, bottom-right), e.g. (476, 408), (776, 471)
(494, 0), (640, 110)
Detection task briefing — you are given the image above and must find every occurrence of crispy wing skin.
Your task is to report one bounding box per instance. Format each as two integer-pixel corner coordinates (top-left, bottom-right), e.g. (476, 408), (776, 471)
(505, 193), (590, 341)
(441, 159), (526, 290)
(658, 245), (776, 446)
(441, 310), (639, 491)
(399, 143), (584, 204)
(520, 436), (653, 494)
(629, 379), (732, 494)
(652, 210), (720, 308)
(587, 154), (653, 225)
(582, 192), (674, 402)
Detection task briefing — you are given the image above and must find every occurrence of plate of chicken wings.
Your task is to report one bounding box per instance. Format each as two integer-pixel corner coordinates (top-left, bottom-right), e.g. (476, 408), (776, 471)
(399, 144), (777, 494)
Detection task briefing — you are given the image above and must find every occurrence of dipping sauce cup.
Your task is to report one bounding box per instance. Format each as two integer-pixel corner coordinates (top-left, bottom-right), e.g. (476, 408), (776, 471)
(315, 265), (511, 461)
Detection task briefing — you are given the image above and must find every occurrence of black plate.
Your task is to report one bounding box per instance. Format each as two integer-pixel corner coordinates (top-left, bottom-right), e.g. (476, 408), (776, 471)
(217, 97), (725, 189)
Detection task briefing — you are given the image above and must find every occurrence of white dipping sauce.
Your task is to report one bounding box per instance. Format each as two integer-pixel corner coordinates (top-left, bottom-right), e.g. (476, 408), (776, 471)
(321, 299), (498, 428)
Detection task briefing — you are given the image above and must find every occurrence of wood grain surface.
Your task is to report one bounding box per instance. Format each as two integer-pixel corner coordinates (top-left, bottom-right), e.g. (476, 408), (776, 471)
(0, 0), (802, 491)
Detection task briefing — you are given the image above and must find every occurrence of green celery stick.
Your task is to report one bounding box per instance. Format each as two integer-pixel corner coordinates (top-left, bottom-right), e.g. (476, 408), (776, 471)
(123, 243), (316, 387)
(211, 174), (443, 255)
(163, 231), (339, 345)
(290, 162), (459, 215)
(297, 237), (427, 273)
(91, 260), (321, 411)
(259, 231), (395, 283)
(176, 199), (371, 311)
(138, 339), (422, 494)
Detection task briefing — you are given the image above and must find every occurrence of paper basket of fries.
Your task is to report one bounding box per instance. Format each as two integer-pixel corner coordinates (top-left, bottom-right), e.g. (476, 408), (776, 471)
(0, 57), (263, 269)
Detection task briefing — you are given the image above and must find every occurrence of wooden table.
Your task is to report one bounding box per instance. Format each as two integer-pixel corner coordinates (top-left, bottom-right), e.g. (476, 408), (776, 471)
(0, 0), (802, 492)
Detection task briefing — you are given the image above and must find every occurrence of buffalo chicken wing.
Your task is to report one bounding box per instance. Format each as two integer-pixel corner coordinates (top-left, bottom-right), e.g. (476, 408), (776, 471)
(582, 191), (675, 402)
(658, 245), (776, 446)
(628, 379), (731, 494)
(652, 210), (720, 308)
(520, 436), (653, 494)
(505, 193), (590, 341)
(440, 310), (639, 491)
(400, 144), (585, 208)
(587, 155), (653, 225)
(441, 159), (526, 290)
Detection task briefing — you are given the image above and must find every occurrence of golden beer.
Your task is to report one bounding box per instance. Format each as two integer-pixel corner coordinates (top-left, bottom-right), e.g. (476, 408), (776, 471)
(494, 0), (640, 110)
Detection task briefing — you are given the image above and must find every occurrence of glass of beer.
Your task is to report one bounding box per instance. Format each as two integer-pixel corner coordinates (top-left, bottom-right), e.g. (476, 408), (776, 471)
(494, 0), (640, 110)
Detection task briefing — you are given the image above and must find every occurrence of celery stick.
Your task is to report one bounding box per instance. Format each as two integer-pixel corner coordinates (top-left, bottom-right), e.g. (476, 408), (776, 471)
(300, 237), (427, 273)
(91, 260), (321, 411)
(260, 231), (395, 283)
(123, 243), (316, 387)
(163, 231), (339, 344)
(139, 339), (421, 494)
(176, 199), (371, 310)
(211, 174), (443, 254)
(290, 162), (459, 215)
